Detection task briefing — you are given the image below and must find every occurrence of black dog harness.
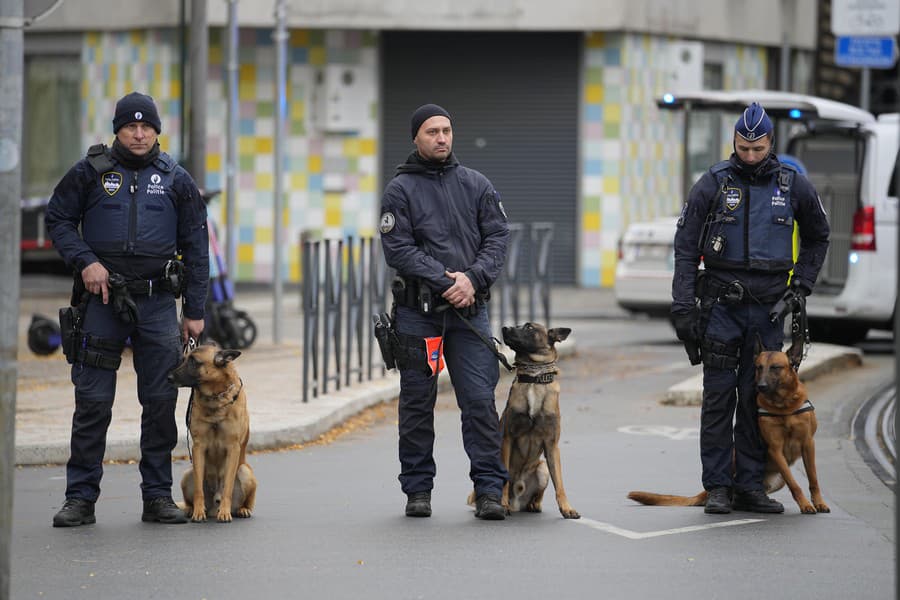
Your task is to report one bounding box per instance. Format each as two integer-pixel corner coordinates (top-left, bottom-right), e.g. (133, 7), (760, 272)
(758, 399), (814, 417)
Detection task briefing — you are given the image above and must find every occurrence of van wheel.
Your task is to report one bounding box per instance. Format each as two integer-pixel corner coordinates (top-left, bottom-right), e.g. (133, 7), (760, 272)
(807, 319), (869, 346)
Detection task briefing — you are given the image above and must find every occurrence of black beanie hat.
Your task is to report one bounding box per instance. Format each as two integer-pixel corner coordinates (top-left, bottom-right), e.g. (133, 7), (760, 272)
(410, 103), (451, 139)
(113, 92), (162, 134)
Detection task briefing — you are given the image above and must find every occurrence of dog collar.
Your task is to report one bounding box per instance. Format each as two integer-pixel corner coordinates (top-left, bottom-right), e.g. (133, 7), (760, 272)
(516, 372), (556, 384)
(758, 399), (814, 417)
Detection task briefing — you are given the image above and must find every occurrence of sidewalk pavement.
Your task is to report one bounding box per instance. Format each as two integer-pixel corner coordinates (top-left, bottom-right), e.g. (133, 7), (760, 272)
(13, 275), (863, 465)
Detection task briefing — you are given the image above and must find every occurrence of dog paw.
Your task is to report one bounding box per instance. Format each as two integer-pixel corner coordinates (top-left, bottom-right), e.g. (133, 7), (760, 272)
(800, 503), (817, 514)
(560, 507), (580, 519)
(235, 508), (252, 518)
(191, 510), (207, 523)
(216, 509), (233, 523)
(815, 503), (830, 514)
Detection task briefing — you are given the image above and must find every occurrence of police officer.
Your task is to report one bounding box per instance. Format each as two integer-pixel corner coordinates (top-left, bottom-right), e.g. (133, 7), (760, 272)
(380, 104), (509, 520)
(46, 92), (209, 527)
(671, 102), (830, 514)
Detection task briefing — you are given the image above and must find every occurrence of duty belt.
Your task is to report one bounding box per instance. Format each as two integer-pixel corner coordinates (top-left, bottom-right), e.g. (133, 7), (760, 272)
(708, 281), (781, 305)
(125, 277), (175, 296)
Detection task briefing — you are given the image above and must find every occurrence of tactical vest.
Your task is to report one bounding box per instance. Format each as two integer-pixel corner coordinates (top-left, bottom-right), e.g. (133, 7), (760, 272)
(701, 160), (796, 272)
(81, 144), (180, 259)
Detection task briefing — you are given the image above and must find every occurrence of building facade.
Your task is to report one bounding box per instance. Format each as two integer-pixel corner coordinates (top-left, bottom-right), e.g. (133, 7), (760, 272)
(25, 0), (818, 286)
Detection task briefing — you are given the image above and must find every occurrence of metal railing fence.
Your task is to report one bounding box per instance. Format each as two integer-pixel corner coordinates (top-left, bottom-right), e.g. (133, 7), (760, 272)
(300, 222), (552, 402)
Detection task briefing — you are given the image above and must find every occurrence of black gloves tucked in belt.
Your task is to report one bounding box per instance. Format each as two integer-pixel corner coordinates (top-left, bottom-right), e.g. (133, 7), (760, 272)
(107, 272), (139, 324)
(672, 308), (699, 343)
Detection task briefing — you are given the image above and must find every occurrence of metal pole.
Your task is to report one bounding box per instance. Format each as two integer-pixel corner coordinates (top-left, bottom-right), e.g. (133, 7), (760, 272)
(778, 0), (793, 145)
(0, 2), (23, 596)
(894, 58), (899, 600)
(272, 0), (287, 343)
(859, 68), (871, 112)
(225, 0), (239, 281)
(681, 100), (692, 204)
(189, 0), (208, 185)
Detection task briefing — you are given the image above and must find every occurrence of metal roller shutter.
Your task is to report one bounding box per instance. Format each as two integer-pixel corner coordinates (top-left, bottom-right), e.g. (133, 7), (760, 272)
(381, 31), (579, 284)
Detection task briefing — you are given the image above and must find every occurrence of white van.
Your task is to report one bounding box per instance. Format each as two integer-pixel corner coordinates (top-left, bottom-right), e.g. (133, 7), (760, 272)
(616, 91), (898, 345)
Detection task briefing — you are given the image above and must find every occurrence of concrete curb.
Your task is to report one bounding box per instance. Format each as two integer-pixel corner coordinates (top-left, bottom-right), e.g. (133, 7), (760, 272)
(662, 343), (864, 406)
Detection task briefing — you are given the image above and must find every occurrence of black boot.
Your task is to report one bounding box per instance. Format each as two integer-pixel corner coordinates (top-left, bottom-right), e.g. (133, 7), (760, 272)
(733, 489), (784, 513)
(142, 496), (189, 524)
(405, 491), (432, 517)
(704, 487), (732, 514)
(52, 498), (96, 527)
(474, 494), (506, 520)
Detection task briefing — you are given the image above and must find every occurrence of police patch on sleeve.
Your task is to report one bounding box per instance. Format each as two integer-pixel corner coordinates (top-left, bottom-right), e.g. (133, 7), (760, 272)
(379, 212), (396, 234)
(102, 172), (123, 196)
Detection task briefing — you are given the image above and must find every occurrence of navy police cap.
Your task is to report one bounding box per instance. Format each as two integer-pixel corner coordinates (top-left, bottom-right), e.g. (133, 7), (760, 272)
(735, 102), (773, 142)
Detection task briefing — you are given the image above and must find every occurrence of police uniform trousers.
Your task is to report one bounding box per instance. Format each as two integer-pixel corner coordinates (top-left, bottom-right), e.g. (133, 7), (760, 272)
(394, 304), (509, 498)
(66, 291), (182, 502)
(700, 301), (783, 493)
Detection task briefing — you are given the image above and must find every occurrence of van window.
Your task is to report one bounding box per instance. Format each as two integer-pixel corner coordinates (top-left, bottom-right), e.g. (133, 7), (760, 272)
(789, 132), (865, 288)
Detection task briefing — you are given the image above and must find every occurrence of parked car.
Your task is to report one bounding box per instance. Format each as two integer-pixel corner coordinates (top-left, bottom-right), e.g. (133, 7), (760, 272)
(614, 90), (899, 345)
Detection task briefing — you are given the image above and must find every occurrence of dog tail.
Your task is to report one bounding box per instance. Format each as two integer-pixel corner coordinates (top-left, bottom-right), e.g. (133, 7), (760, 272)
(627, 490), (708, 507)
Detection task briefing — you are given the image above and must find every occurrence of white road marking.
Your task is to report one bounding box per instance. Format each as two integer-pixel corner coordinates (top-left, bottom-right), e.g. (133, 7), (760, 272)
(572, 517), (765, 539)
(617, 425), (699, 440)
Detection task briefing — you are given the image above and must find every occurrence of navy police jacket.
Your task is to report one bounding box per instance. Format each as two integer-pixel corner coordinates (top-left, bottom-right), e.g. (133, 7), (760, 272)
(672, 153), (830, 314)
(380, 151), (509, 294)
(45, 145), (209, 319)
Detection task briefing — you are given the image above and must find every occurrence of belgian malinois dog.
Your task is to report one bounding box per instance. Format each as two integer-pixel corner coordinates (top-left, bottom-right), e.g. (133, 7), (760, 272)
(628, 340), (829, 514)
(169, 344), (257, 522)
(496, 322), (579, 519)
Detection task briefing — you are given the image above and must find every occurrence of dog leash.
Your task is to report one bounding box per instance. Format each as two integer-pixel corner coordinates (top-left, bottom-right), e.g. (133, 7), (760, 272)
(446, 306), (514, 372)
(182, 337), (197, 463)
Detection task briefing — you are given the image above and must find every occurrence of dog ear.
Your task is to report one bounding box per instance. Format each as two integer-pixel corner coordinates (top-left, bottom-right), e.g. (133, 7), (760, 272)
(753, 333), (765, 357)
(214, 349), (242, 367)
(548, 327), (571, 344)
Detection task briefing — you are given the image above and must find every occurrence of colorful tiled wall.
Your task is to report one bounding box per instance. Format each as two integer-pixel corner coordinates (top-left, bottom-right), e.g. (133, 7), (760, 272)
(580, 33), (767, 287)
(83, 28), (379, 283)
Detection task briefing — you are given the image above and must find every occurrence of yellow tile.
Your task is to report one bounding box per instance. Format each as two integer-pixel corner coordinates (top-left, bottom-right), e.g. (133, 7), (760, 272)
(585, 84), (603, 104)
(606, 104), (621, 123)
(359, 175), (376, 193)
(109, 64), (118, 81)
(603, 177), (620, 195)
(209, 46), (222, 65)
(601, 250), (618, 287)
(130, 30), (142, 44)
(309, 47), (326, 66)
(87, 32), (100, 47)
(207, 153), (222, 172)
(290, 101), (305, 119)
(239, 137), (255, 155)
(289, 260), (300, 282)
(239, 82), (255, 101)
(238, 243), (254, 262)
(170, 79), (181, 98)
(256, 172), (274, 191)
(256, 137), (274, 153)
(325, 193), (341, 226)
(291, 173), (308, 189)
(583, 212), (600, 231)
(290, 30), (309, 46)
(239, 64), (256, 83)
(359, 138), (376, 156)
(343, 138), (360, 157)
(587, 32), (605, 48)
(308, 155), (322, 174)
(256, 227), (273, 243)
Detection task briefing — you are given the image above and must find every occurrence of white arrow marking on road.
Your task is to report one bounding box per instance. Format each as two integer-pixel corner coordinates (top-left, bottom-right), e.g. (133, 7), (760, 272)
(572, 517), (765, 539)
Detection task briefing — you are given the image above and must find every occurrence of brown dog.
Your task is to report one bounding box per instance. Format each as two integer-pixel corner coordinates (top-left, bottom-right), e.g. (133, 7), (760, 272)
(169, 344), (257, 522)
(497, 322), (579, 519)
(628, 341), (829, 514)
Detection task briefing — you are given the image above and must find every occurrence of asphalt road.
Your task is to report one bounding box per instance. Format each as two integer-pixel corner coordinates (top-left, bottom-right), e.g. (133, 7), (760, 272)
(10, 317), (895, 600)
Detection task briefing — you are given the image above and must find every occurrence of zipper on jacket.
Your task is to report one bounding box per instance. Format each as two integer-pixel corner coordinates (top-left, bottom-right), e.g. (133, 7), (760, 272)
(126, 171), (138, 253)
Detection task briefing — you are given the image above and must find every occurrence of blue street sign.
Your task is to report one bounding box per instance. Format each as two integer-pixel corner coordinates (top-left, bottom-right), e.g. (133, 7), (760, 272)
(835, 36), (898, 69)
